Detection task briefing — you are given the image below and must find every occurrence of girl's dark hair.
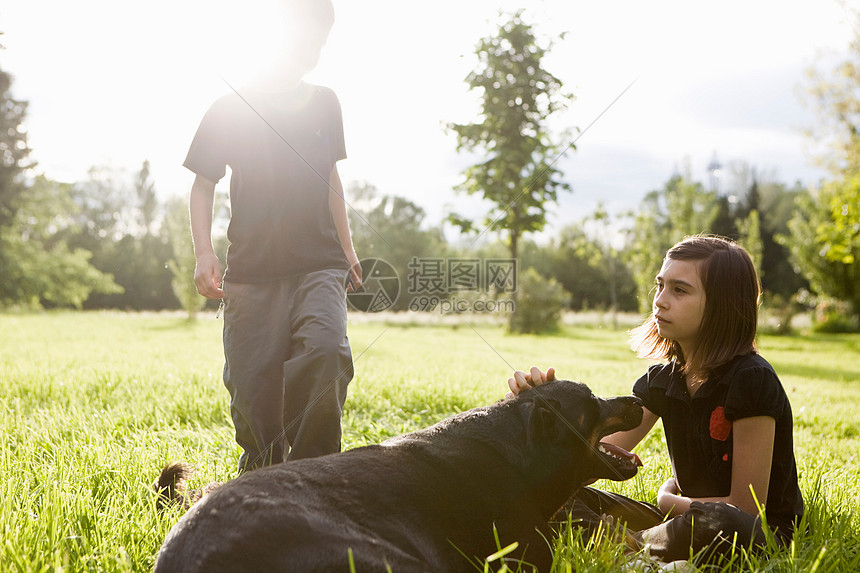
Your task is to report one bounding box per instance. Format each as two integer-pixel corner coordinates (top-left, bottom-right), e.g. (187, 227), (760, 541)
(630, 235), (760, 380)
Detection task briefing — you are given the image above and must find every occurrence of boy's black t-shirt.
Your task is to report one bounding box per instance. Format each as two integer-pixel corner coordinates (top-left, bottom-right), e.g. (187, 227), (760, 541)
(632, 352), (804, 532)
(184, 82), (349, 283)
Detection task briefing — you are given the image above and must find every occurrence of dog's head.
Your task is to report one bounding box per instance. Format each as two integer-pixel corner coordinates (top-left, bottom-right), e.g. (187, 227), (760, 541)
(516, 380), (643, 483)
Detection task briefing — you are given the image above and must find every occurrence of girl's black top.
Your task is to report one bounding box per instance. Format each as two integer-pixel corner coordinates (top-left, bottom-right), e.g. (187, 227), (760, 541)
(633, 352), (804, 533)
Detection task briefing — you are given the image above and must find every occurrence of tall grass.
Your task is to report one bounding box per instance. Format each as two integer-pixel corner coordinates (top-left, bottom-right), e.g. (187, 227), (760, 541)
(0, 311), (858, 571)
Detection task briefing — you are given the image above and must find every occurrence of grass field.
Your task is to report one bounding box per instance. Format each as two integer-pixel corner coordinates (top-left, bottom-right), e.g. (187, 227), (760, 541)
(1, 311), (858, 572)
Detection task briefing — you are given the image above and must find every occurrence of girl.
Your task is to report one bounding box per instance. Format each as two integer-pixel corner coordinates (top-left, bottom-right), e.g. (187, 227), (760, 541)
(508, 236), (804, 562)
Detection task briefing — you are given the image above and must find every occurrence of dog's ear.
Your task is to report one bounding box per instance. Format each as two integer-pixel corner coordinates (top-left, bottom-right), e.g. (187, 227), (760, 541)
(524, 397), (564, 445)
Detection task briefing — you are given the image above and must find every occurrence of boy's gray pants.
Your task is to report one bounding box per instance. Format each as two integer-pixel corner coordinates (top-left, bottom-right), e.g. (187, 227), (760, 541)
(221, 268), (353, 472)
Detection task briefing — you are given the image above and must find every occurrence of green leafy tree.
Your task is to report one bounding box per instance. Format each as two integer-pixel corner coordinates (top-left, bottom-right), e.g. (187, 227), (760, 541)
(521, 227), (637, 314)
(0, 64), (33, 229)
(68, 165), (133, 249)
(626, 169), (718, 313)
(347, 183), (449, 311)
(69, 164), (176, 310)
(134, 159), (158, 235)
(165, 196), (205, 320)
(626, 191), (668, 315)
(509, 267), (569, 334)
(793, 12), (860, 323)
(805, 12), (860, 176)
(129, 160), (175, 310)
(737, 209), (763, 283)
(0, 66), (120, 308)
(665, 173), (719, 239)
(718, 168), (805, 299)
(779, 177), (860, 319)
(446, 11), (572, 331)
(582, 203), (623, 327)
(0, 175), (121, 308)
(759, 181), (807, 298)
(447, 10), (572, 262)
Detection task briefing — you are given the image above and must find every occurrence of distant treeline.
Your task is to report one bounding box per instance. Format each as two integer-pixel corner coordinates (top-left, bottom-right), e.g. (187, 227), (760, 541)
(1, 63), (857, 329)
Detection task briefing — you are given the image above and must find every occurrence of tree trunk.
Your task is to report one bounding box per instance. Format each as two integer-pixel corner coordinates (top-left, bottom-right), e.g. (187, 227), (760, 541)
(508, 231), (519, 332)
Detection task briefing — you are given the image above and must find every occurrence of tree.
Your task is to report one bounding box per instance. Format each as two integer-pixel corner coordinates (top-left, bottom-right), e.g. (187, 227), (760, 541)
(626, 169), (718, 313)
(0, 66), (120, 309)
(664, 173), (719, 239)
(447, 11), (572, 331)
(131, 160), (176, 310)
(0, 175), (121, 308)
(509, 267), (568, 334)
(68, 164), (176, 310)
(583, 204), (624, 327)
(736, 209), (763, 283)
(69, 165), (134, 249)
(165, 196), (205, 320)
(0, 64), (34, 229)
(447, 11), (571, 259)
(805, 11), (860, 176)
(779, 177), (860, 319)
(134, 159), (158, 235)
(795, 12), (860, 323)
(346, 183), (448, 311)
(717, 167), (805, 299)
(524, 224), (637, 314)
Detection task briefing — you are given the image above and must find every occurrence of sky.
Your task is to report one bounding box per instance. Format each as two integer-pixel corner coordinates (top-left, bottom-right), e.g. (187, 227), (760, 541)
(1, 0), (857, 240)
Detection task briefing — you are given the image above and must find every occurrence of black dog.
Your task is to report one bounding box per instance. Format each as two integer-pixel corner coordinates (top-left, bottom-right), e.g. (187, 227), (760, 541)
(154, 381), (643, 572)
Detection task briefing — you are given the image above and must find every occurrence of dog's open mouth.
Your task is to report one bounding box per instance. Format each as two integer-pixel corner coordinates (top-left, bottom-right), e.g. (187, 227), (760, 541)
(595, 441), (642, 481)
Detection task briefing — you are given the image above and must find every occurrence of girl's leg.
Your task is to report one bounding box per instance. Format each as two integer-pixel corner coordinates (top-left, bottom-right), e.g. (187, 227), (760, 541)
(639, 501), (769, 563)
(560, 487), (664, 535)
(563, 492), (785, 564)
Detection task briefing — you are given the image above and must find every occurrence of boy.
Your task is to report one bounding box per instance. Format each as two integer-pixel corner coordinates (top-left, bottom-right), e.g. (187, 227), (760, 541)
(185, 0), (361, 472)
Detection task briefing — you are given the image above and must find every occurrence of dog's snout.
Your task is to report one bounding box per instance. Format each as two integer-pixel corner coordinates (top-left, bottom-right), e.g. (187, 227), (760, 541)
(610, 394), (643, 410)
(598, 394), (644, 435)
(624, 395), (644, 421)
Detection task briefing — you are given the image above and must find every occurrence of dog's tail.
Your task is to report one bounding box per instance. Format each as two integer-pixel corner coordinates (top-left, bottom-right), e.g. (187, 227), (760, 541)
(153, 461), (195, 511)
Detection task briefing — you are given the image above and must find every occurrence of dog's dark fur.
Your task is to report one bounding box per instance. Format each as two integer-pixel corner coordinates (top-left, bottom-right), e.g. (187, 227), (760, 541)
(153, 462), (220, 511)
(153, 380), (643, 573)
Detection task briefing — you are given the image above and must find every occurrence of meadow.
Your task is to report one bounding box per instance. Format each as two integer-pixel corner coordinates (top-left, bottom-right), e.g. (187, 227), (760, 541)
(0, 311), (858, 572)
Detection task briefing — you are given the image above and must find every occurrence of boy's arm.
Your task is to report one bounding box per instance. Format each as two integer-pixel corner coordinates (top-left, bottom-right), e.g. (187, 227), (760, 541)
(189, 174), (224, 299)
(328, 164), (362, 290)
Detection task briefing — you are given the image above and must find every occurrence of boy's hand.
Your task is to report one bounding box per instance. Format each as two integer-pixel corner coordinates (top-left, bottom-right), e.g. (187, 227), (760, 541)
(194, 253), (224, 299)
(346, 259), (363, 292)
(506, 366), (556, 398)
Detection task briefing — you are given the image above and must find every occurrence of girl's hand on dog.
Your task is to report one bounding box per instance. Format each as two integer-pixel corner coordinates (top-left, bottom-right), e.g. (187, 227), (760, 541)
(506, 367), (556, 398)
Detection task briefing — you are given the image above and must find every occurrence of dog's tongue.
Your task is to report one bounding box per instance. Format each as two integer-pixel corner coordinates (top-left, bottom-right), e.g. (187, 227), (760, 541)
(598, 441), (643, 467)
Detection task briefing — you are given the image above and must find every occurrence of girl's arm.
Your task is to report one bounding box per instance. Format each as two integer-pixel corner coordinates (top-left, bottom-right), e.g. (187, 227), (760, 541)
(657, 416), (776, 517)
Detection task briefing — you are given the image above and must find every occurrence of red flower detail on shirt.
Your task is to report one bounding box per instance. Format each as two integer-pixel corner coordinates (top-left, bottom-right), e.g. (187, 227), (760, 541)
(709, 406), (732, 441)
